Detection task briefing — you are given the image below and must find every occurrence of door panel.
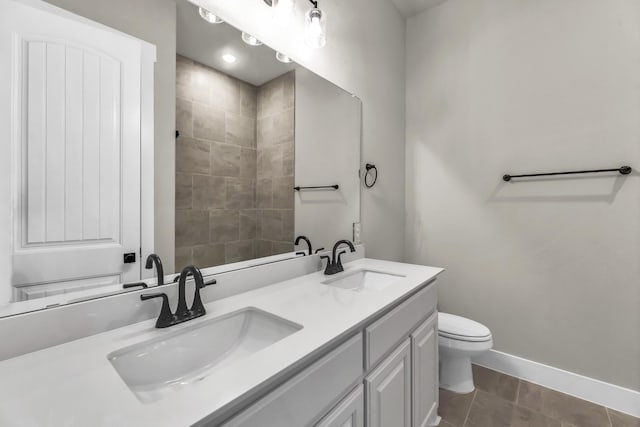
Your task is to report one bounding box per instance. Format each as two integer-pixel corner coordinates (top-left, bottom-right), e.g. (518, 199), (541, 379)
(365, 338), (411, 427)
(0, 0), (143, 297)
(315, 384), (364, 427)
(412, 312), (439, 427)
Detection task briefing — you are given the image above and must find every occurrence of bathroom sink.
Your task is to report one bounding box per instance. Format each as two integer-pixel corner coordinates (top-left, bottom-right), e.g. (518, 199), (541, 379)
(321, 269), (405, 292)
(108, 307), (302, 403)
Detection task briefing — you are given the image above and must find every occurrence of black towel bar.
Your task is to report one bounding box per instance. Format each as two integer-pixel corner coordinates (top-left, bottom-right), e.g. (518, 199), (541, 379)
(503, 166), (632, 182)
(294, 185), (339, 191)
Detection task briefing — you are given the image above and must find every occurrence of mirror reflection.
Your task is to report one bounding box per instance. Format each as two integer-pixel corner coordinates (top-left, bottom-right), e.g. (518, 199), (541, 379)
(0, 0), (361, 317)
(175, 2), (298, 269)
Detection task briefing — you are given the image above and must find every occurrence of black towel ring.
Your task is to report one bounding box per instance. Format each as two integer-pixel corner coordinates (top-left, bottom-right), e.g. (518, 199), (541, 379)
(364, 163), (378, 188)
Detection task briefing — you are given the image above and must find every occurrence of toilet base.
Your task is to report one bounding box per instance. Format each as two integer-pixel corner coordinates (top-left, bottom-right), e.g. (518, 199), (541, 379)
(439, 353), (475, 394)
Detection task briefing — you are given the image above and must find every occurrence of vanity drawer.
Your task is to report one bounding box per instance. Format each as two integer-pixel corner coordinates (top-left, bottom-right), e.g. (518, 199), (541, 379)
(223, 334), (363, 427)
(365, 280), (437, 369)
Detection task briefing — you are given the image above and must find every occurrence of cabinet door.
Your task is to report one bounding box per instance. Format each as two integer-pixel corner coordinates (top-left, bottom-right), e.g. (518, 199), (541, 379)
(412, 312), (439, 427)
(315, 385), (364, 427)
(365, 338), (411, 427)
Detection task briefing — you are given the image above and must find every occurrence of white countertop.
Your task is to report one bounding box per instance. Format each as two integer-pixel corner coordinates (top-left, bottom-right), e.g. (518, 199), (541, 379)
(0, 258), (442, 427)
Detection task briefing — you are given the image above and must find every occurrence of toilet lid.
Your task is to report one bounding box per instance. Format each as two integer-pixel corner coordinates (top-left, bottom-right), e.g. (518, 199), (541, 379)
(438, 312), (492, 342)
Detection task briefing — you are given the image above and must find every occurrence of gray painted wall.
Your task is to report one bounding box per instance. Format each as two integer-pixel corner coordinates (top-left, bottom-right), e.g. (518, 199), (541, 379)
(406, 0), (640, 390)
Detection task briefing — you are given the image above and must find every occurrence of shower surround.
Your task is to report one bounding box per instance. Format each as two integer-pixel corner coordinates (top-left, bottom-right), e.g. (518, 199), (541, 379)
(175, 55), (294, 270)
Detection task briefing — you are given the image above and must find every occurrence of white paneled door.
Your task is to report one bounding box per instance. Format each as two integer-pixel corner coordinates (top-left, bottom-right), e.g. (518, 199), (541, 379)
(0, 0), (144, 300)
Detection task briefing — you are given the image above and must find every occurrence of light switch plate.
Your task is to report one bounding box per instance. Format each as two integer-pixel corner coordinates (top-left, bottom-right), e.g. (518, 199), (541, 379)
(353, 222), (361, 244)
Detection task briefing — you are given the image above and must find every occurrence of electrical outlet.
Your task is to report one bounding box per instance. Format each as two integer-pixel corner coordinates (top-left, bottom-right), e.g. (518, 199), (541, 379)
(353, 222), (361, 244)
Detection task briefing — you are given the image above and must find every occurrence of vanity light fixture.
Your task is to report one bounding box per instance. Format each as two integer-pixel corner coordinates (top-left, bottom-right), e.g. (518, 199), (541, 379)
(270, 0), (294, 26)
(304, 0), (326, 49)
(276, 51), (293, 63)
(241, 31), (263, 46)
(198, 7), (224, 24)
(222, 53), (237, 63)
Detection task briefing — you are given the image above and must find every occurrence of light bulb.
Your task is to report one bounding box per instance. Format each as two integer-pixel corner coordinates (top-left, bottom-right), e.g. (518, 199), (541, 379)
(276, 51), (293, 64)
(272, 0), (294, 26)
(222, 53), (236, 63)
(198, 7), (224, 24)
(241, 32), (263, 47)
(304, 8), (326, 49)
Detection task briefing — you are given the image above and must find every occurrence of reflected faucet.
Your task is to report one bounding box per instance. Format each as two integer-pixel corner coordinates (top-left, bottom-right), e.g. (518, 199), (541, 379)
(321, 240), (356, 275)
(145, 253), (164, 286)
(295, 235), (312, 256)
(294, 235), (324, 256)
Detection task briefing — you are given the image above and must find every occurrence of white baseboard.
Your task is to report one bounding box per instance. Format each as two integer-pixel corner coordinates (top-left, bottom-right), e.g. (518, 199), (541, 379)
(473, 349), (640, 418)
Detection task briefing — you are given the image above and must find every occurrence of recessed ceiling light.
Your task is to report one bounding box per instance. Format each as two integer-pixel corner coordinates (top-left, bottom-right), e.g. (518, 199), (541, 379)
(222, 53), (236, 63)
(198, 7), (224, 24)
(241, 32), (263, 47)
(276, 51), (293, 64)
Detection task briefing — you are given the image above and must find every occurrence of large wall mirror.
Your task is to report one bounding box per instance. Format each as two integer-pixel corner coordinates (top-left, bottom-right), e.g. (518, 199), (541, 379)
(0, 0), (361, 317)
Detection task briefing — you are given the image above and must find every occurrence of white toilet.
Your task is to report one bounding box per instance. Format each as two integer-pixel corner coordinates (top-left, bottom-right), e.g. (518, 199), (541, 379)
(438, 312), (493, 393)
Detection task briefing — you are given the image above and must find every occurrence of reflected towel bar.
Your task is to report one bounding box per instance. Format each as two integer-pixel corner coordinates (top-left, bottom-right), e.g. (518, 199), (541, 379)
(294, 185), (339, 191)
(503, 166), (632, 182)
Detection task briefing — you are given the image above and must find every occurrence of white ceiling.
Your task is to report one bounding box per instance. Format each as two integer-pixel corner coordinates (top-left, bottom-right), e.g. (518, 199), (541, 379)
(176, 1), (296, 86)
(389, 0), (448, 18)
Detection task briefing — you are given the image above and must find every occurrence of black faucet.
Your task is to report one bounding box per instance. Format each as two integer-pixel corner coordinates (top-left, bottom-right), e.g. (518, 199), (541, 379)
(321, 240), (356, 275)
(140, 265), (216, 328)
(294, 235), (325, 256)
(295, 235), (312, 256)
(145, 253), (165, 286)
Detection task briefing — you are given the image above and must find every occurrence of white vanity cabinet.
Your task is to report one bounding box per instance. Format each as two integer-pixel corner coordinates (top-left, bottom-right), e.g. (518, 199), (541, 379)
(221, 280), (439, 427)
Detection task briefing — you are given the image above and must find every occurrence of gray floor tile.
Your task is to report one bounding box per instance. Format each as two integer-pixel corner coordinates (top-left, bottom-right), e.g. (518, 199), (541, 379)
(466, 389), (561, 427)
(439, 388), (475, 427)
(518, 381), (610, 427)
(608, 408), (640, 427)
(472, 364), (519, 402)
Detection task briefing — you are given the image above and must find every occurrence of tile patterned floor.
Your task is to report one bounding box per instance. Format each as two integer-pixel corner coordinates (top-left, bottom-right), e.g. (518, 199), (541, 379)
(439, 365), (640, 427)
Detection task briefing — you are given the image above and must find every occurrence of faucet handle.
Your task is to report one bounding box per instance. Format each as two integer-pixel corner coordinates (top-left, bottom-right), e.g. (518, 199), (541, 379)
(140, 293), (175, 328)
(202, 277), (217, 288)
(314, 248), (325, 254)
(320, 255), (331, 274)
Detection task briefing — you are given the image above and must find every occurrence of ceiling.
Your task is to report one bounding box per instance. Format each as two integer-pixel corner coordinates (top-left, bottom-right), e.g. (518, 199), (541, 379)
(389, 0), (448, 18)
(176, 1), (296, 86)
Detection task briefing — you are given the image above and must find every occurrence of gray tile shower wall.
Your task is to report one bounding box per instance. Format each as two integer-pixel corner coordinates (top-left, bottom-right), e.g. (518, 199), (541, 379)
(439, 365), (640, 427)
(175, 55), (294, 270)
(255, 72), (295, 256)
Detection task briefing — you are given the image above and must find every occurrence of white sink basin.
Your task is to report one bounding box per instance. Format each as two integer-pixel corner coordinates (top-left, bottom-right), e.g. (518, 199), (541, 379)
(321, 269), (405, 292)
(108, 307), (302, 403)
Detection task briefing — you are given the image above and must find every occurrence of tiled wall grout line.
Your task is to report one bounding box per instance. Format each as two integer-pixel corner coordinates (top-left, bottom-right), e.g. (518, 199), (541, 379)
(461, 389), (476, 427)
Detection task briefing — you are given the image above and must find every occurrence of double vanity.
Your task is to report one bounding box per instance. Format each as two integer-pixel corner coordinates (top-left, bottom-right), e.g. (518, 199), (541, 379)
(0, 256), (442, 427)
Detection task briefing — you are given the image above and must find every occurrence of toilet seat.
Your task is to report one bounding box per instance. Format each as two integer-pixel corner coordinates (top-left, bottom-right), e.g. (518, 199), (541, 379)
(438, 312), (492, 342)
